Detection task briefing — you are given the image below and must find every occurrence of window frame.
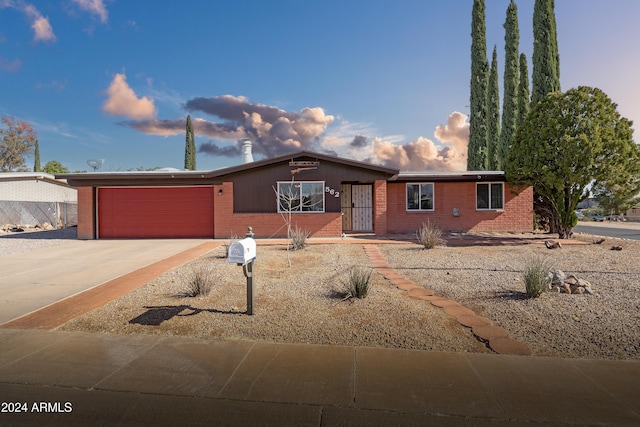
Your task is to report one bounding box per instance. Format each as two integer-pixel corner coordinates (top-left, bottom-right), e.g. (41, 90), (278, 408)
(277, 181), (325, 213)
(406, 182), (435, 212)
(476, 182), (504, 210)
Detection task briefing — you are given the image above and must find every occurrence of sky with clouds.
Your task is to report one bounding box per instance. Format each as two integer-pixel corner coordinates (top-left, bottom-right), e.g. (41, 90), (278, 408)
(1, 0), (639, 172)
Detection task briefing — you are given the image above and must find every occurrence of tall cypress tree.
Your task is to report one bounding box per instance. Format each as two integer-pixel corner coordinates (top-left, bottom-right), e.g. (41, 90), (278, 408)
(184, 115), (196, 170)
(532, 0), (560, 106)
(498, 0), (519, 171)
(468, 0), (489, 171)
(33, 139), (41, 172)
(516, 53), (531, 129)
(487, 46), (500, 170)
(531, 0), (561, 232)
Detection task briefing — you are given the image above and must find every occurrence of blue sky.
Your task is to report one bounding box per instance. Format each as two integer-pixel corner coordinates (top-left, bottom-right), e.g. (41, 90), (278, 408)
(1, 0), (639, 172)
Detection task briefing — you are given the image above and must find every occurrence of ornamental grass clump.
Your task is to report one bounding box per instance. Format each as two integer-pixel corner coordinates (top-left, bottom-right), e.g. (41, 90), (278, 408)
(342, 266), (372, 299)
(290, 226), (310, 250)
(177, 266), (214, 297)
(416, 221), (446, 249)
(523, 255), (551, 298)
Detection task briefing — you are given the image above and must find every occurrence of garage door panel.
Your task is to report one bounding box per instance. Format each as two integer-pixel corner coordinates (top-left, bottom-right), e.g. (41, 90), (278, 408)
(98, 187), (213, 238)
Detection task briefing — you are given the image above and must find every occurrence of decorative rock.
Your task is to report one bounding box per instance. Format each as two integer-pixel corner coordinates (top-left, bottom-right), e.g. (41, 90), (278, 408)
(408, 288), (434, 298)
(396, 282), (420, 291)
(443, 305), (475, 317)
(413, 294), (442, 301)
(456, 315), (492, 328)
(565, 274), (578, 285)
(430, 299), (460, 308)
(545, 240), (562, 249)
(570, 285), (584, 295)
(489, 337), (533, 356)
(576, 278), (590, 287)
(472, 324), (510, 341)
(550, 270), (566, 287)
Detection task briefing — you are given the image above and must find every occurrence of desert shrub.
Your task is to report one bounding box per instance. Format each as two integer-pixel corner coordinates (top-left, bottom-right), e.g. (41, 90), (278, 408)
(290, 226), (310, 250)
(416, 221), (445, 249)
(523, 255), (551, 298)
(342, 266), (372, 299)
(177, 266), (214, 297)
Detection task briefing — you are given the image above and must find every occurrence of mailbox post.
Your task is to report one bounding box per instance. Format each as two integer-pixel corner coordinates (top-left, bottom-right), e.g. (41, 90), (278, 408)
(227, 227), (256, 315)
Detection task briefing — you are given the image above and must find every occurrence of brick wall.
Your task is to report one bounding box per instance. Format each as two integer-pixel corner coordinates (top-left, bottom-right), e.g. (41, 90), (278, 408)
(0, 179), (77, 202)
(386, 182), (532, 234)
(373, 180), (387, 236)
(77, 186), (95, 239)
(213, 182), (342, 238)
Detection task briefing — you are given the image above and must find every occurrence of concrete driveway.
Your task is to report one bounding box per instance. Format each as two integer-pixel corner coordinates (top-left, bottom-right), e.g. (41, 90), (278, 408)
(0, 239), (210, 325)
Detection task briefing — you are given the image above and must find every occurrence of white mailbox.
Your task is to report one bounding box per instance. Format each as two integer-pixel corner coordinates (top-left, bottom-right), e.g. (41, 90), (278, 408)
(227, 238), (256, 264)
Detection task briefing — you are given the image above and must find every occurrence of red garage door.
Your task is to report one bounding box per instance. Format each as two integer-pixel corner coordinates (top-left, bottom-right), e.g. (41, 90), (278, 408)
(98, 187), (214, 238)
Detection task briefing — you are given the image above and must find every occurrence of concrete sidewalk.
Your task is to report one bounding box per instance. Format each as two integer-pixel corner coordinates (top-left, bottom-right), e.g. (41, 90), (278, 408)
(0, 329), (639, 426)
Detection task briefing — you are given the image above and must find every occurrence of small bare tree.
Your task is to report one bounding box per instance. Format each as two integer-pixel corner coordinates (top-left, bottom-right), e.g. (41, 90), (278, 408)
(273, 176), (321, 266)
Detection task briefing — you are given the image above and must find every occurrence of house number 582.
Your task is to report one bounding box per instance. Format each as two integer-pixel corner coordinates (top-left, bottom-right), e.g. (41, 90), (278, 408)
(325, 187), (340, 197)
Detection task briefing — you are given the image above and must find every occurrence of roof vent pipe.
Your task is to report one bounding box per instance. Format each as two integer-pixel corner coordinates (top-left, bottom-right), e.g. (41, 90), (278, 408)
(241, 139), (254, 164)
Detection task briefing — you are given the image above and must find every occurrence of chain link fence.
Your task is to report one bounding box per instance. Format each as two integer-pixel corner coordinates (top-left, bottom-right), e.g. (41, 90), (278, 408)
(0, 201), (78, 228)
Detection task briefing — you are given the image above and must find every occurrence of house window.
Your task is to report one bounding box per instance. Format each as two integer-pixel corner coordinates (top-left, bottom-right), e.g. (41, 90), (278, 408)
(476, 182), (504, 210)
(278, 181), (325, 213)
(406, 183), (434, 211)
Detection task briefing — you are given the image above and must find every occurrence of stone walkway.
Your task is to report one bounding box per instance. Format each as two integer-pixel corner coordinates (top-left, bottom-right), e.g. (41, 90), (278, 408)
(362, 244), (533, 356)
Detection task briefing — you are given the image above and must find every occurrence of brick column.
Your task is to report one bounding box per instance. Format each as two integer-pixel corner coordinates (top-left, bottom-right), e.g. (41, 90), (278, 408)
(374, 180), (388, 237)
(213, 182), (234, 238)
(77, 186), (95, 240)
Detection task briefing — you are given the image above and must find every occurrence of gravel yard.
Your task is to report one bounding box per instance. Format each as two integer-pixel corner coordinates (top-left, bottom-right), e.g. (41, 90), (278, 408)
(0, 227), (77, 256)
(59, 243), (490, 354)
(381, 238), (640, 360)
(3, 226), (638, 360)
(57, 234), (640, 360)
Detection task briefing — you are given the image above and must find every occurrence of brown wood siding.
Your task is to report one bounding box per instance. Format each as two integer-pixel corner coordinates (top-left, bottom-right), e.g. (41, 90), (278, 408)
(227, 160), (392, 213)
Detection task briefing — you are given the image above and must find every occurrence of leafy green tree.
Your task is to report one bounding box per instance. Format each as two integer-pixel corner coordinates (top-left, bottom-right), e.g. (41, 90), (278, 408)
(33, 139), (41, 172)
(593, 179), (640, 217)
(43, 160), (69, 175)
(468, 0), (489, 171)
(516, 53), (530, 129)
(184, 115), (196, 170)
(506, 86), (637, 239)
(592, 131), (640, 216)
(487, 46), (500, 170)
(531, 0), (560, 107)
(498, 0), (519, 171)
(0, 115), (37, 172)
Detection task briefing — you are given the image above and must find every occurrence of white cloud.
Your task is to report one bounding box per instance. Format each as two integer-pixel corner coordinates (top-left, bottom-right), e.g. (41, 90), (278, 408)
(0, 57), (22, 72)
(103, 73), (157, 120)
(371, 112), (469, 171)
(1, 1), (56, 42)
(29, 14), (54, 42)
(71, 0), (108, 23)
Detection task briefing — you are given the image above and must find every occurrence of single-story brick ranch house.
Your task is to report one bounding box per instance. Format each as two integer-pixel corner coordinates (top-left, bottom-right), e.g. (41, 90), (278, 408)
(58, 150), (533, 240)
